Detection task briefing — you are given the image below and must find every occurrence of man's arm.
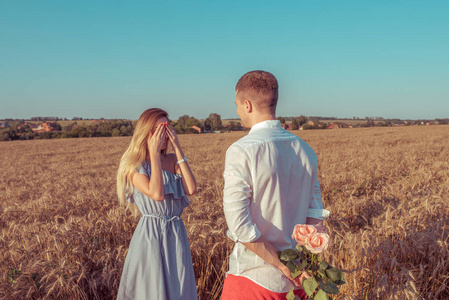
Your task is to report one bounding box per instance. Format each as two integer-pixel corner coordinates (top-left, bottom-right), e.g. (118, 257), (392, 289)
(223, 144), (260, 243)
(306, 172), (330, 230)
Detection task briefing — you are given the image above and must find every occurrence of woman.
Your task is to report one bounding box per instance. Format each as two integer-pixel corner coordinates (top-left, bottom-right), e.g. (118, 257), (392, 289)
(117, 108), (198, 300)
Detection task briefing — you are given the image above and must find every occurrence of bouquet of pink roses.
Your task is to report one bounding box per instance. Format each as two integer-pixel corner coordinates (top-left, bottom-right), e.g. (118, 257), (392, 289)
(279, 224), (346, 300)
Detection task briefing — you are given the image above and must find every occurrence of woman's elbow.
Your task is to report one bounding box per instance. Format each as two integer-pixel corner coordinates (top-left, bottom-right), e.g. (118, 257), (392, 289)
(185, 186), (197, 195)
(146, 192), (164, 201)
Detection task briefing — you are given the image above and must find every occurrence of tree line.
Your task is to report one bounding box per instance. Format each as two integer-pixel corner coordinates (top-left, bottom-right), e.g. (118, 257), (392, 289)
(0, 113), (236, 141)
(1, 114), (448, 142)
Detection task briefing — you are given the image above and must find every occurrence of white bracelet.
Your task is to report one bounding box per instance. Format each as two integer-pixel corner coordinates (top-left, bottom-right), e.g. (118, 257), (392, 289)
(176, 157), (187, 165)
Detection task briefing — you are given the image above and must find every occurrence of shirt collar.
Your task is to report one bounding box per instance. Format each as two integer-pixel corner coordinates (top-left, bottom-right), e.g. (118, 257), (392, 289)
(249, 120), (282, 134)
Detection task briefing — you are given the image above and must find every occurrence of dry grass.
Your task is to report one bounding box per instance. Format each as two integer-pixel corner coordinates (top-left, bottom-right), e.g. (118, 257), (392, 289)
(1, 125), (448, 299)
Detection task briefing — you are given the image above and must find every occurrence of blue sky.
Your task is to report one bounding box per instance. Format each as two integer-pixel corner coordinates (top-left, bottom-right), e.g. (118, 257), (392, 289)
(1, 1), (448, 120)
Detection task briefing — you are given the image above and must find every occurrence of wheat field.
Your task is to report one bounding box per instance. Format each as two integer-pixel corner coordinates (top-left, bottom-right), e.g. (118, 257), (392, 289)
(1, 125), (448, 299)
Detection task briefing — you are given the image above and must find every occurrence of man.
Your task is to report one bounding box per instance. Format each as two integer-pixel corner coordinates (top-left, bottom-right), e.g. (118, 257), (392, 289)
(221, 71), (330, 299)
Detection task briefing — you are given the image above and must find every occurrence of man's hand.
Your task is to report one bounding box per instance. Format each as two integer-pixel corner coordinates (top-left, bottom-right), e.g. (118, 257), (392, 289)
(306, 218), (327, 233)
(279, 264), (310, 287)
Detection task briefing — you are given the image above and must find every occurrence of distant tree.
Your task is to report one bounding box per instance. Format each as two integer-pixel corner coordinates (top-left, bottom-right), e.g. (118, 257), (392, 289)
(173, 124), (185, 134)
(291, 115), (308, 130)
(204, 118), (212, 131)
(297, 115), (308, 126)
(277, 117), (286, 124)
(17, 123), (32, 134)
(226, 121), (242, 131)
(112, 128), (120, 137)
(178, 115), (190, 127)
(204, 113), (222, 131)
(0, 129), (12, 141)
(292, 118), (299, 130)
(120, 125), (128, 135)
(186, 117), (201, 128)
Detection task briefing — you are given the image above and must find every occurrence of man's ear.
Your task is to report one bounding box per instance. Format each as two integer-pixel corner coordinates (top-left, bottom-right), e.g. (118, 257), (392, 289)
(244, 99), (253, 113)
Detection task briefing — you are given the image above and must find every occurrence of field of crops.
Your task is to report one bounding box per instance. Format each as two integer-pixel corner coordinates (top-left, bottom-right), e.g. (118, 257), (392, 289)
(1, 125), (448, 299)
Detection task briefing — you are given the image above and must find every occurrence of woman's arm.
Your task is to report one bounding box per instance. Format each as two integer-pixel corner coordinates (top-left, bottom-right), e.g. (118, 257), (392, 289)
(166, 125), (197, 195)
(132, 124), (166, 201)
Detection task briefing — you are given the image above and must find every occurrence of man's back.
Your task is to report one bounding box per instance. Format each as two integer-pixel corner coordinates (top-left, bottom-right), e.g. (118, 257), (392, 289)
(223, 120), (327, 292)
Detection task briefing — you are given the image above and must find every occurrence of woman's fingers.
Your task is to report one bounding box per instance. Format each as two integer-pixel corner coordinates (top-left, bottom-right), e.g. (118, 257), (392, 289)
(153, 124), (167, 143)
(155, 123), (164, 136)
(148, 124), (166, 150)
(165, 124), (174, 135)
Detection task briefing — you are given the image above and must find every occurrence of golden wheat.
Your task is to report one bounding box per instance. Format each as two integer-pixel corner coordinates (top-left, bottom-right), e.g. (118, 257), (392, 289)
(1, 125), (448, 299)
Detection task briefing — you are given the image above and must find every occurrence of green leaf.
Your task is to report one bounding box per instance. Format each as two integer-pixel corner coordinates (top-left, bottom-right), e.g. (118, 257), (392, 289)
(319, 281), (340, 294)
(298, 259), (308, 270)
(287, 261), (297, 273)
(319, 261), (329, 271)
(289, 259), (308, 278)
(325, 267), (347, 285)
(286, 288), (296, 300)
(291, 265), (303, 279)
(302, 276), (319, 297)
(296, 244), (304, 253)
(280, 249), (298, 262)
(314, 289), (330, 300)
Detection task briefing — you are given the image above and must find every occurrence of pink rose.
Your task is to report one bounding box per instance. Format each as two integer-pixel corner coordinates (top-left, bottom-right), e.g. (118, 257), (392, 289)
(304, 233), (330, 254)
(292, 224), (317, 246)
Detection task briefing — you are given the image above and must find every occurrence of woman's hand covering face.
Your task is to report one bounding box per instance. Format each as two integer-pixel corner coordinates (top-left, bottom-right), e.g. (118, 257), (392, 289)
(147, 122), (168, 154)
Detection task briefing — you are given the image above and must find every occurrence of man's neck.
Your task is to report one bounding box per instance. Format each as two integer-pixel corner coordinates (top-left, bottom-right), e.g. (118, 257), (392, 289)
(248, 113), (276, 128)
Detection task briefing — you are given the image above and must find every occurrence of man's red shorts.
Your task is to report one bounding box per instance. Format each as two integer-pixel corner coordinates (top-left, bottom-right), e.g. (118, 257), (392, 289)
(221, 274), (307, 300)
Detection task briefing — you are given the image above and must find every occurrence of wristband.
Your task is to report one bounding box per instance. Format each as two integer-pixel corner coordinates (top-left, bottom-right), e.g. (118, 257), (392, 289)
(176, 157), (187, 165)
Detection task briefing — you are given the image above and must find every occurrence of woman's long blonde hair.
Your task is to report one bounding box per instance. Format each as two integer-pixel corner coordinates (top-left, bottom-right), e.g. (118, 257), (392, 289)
(117, 108), (169, 207)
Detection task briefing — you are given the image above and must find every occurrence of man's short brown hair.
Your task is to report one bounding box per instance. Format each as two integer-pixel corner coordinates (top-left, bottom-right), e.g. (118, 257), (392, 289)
(235, 70), (278, 113)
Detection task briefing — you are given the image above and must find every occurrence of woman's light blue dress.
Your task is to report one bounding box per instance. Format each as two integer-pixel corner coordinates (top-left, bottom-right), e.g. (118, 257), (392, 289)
(117, 161), (198, 300)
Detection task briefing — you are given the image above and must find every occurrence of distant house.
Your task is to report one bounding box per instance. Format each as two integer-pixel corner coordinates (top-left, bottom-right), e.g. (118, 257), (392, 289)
(326, 124), (339, 129)
(190, 125), (202, 133)
(32, 122), (58, 133)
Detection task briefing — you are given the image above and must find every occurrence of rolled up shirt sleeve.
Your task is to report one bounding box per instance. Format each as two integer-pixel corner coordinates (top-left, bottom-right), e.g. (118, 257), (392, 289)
(307, 172), (330, 220)
(223, 144), (261, 243)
